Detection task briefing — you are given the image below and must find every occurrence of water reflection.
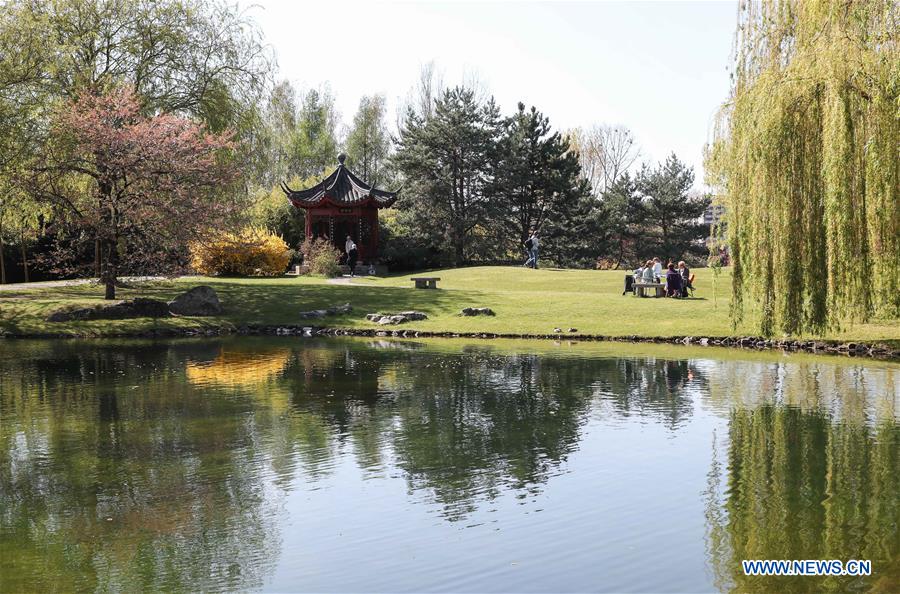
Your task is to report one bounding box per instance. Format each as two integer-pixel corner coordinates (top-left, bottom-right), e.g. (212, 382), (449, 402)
(1, 341), (282, 592)
(706, 406), (899, 593)
(0, 338), (896, 593)
(599, 358), (702, 428)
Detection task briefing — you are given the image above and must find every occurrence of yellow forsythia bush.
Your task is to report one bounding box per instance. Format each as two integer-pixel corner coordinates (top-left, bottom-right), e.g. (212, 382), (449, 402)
(190, 227), (291, 276)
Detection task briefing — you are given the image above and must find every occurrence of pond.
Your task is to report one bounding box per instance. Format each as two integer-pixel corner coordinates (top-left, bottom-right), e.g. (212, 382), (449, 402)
(1, 337), (897, 593)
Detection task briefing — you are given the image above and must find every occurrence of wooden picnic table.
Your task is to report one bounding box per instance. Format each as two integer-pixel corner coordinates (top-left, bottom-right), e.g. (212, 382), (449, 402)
(411, 277), (440, 289)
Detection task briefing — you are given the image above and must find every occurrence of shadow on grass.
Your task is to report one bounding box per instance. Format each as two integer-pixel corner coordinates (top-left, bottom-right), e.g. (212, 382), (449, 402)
(0, 305), (28, 334)
(4, 278), (484, 330)
(204, 280), (482, 325)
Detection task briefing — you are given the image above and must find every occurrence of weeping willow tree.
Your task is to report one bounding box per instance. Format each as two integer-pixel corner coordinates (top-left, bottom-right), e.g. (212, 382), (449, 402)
(706, 0), (899, 336)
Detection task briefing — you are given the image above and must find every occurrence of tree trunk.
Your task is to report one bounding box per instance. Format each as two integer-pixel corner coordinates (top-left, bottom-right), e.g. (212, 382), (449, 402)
(20, 229), (29, 283)
(95, 238), (101, 277)
(102, 239), (117, 300)
(0, 217), (5, 284)
(453, 224), (465, 266)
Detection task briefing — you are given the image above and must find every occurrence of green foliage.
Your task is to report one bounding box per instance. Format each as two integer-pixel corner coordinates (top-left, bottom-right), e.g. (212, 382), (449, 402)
(637, 154), (710, 261)
(490, 102), (593, 265)
(378, 210), (448, 271)
(0, 0), (272, 285)
(246, 176), (316, 249)
(190, 227), (291, 277)
(597, 173), (643, 267)
(345, 94), (391, 184)
(252, 81), (339, 206)
(391, 85), (706, 270)
(707, 252), (723, 309)
(299, 237), (341, 277)
(293, 87), (339, 179)
(0, 0), (271, 134)
(591, 157), (709, 270)
(706, 0), (899, 335)
(393, 86), (502, 266)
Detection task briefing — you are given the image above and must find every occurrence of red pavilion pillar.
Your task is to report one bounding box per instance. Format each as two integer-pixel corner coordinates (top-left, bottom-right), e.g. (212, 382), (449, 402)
(370, 209), (379, 263)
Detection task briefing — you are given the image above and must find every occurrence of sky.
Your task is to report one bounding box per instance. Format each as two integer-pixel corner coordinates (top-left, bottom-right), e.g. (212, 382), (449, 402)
(246, 0), (738, 188)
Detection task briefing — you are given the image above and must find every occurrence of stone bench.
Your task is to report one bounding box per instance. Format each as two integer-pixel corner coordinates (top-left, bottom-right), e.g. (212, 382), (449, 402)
(411, 277), (440, 289)
(634, 282), (666, 298)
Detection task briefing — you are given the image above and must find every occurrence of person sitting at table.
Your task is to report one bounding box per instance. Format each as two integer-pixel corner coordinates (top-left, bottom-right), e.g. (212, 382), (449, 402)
(652, 257), (663, 281)
(642, 260), (655, 283)
(665, 263), (683, 297)
(634, 262), (647, 281)
(678, 261), (692, 293)
(622, 262), (644, 295)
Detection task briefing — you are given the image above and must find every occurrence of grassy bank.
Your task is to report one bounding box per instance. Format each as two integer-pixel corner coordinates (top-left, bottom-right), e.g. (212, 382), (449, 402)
(2, 266), (898, 345)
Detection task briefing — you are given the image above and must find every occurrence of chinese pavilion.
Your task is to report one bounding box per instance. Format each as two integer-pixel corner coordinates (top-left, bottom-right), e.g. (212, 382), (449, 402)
(281, 154), (398, 264)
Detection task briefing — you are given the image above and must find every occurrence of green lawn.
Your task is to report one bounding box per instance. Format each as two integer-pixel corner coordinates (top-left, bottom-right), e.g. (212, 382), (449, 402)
(2, 266), (898, 344)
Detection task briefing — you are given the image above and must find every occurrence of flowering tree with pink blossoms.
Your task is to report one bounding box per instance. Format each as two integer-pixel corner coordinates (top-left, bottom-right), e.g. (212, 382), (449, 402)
(31, 87), (240, 299)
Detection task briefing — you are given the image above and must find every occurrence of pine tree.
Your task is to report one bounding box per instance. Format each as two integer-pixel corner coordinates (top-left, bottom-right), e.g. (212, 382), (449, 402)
(393, 86), (501, 266)
(637, 154), (710, 263)
(491, 103), (592, 264)
(599, 172), (644, 268)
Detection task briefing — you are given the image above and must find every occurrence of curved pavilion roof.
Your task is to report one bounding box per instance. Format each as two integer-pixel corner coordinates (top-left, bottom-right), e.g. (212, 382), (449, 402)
(281, 154), (398, 209)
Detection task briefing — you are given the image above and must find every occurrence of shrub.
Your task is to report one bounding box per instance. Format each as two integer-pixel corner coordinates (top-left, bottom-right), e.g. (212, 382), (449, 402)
(190, 227), (291, 276)
(595, 257), (620, 270)
(378, 211), (449, 271)
(299, 237), (341, 277)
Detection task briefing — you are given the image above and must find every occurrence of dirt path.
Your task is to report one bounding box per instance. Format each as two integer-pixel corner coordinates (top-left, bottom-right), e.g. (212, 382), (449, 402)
(0, 276), (164, 292)
(326, 276), (406, 288)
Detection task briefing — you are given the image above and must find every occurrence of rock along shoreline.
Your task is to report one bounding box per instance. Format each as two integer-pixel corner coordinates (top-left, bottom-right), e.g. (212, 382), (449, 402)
(2, 323), (897, 361)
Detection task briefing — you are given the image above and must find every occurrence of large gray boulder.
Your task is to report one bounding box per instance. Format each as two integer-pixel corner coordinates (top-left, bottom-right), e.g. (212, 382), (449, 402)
(168, 286), (222, 316)
(299, 310), (328, 319)
(460, 307), (495, 316)
(48, 297), (171, 322)
(397, 310), (428, 321)
(299, 303), (352, 319)
(366, 311), (428, 325)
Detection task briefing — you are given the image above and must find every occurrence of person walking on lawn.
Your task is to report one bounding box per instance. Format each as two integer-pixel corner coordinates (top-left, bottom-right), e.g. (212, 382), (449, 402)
(523, 230), (539, 269)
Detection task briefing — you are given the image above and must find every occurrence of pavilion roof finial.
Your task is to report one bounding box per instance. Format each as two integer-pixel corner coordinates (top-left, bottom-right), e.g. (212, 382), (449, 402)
(337, 153), (346, 165)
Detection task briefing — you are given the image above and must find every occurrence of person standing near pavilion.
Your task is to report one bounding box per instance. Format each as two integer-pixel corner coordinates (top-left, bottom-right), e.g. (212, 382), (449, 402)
(345, 235), (358, 277)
